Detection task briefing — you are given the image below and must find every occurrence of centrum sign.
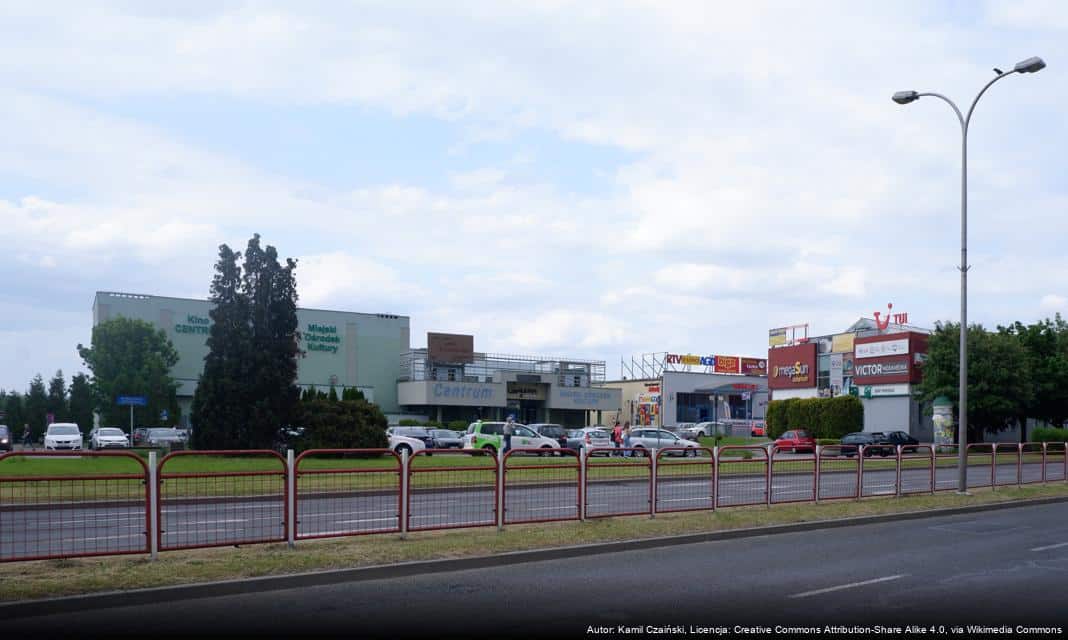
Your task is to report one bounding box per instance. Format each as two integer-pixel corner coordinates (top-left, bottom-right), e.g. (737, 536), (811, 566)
(174, 314), (211, 335)
(306, 323), (341, 354)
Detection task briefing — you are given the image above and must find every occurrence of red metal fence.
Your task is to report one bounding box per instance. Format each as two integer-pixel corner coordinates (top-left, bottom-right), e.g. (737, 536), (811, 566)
(157, 450), (287, 551)
(3, 440), (1067, 564)
(0, 451), (149, 562)
(407, 449), (497, 531)
(295, 449), (401, 539)
(503, 448), (580, 524)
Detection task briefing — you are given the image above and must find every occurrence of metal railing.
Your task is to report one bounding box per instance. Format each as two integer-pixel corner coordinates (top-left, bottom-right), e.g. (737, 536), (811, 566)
(2, 441), (1066, 563)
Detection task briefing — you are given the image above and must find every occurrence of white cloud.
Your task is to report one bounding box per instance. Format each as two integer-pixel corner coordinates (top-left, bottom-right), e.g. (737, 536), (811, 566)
(1040, 294), (1068, 312)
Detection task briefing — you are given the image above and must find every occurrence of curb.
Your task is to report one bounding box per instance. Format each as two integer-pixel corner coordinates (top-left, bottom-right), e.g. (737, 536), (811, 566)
(2, 493), (1066, 619)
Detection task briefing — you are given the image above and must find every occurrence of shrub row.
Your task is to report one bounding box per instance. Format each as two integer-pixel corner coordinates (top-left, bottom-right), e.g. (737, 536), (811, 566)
(765, 395), (863, 440)
(397, 418), (469, 431)
(1031, 427), (1068, 443)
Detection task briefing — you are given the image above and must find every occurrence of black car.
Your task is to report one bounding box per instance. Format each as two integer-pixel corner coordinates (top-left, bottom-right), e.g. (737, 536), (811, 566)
(428, 429), (463, 449)
(878, 430), (920, 453)
(839, 432), (895, 457)
(530, 423), (569, 448)
(0, 425), (11, 452)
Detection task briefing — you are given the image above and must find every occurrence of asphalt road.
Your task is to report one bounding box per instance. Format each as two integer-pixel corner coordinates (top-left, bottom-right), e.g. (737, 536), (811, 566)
(5, 502), (1067, 638)
(1, 460), (1063, 560)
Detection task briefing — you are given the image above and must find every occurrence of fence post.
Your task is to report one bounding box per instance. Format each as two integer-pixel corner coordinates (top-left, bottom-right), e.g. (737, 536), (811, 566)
(1041, 442), (1047, 484)
(1017, 443), (1023, 486)
(712, 446), (718, 512)
(579, 447), (587, 521)
(148, 451), (158, 561)
(895, 445), (903, 498)
(930, 446), (936, 495)
(857, 446), (864, 501)
(496, 448), (505, 532)
(814, 445), (821, 504)
(286, 449), (296, 548)
(991, 443), (997, 491)
(650, 448), (657, 518)
(400, 449), (409, 540)
(766, 446), (773, 507)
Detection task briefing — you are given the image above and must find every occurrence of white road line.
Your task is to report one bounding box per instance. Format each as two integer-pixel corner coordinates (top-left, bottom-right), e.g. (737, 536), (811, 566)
(528, 506), (577, 511)
(335, 517), (396, 524)
(788, 574), (906, 599)
(80, 534), (143, 542)
(1031, 541), (1068, 552)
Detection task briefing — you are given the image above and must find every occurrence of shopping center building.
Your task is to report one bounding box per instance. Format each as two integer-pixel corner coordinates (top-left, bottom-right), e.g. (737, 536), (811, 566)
(767, 308), (934, 439)
(92, 292), (619, 427)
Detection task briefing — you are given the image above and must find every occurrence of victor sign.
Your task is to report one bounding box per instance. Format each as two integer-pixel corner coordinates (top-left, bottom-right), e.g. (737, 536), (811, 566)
(854, 361), (908, 377)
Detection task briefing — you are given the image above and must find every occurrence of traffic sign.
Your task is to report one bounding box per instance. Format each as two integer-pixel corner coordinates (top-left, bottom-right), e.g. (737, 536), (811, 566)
(116, 396), (147, 406)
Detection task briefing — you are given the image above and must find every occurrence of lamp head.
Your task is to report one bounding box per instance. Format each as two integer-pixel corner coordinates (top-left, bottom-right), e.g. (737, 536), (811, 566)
(892, 90), (919, 105)
(1014, 56), (1046, 74)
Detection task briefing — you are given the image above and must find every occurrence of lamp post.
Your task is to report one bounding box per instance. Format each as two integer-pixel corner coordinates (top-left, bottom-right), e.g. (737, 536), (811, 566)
(893, 56), (1045, 494)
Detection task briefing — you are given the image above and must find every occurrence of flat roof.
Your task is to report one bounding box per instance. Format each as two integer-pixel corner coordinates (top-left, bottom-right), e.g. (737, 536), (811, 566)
(94, 290), (409, 320)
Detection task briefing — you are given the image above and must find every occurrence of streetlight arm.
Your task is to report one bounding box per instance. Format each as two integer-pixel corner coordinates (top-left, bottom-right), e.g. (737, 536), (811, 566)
(916, 92), (965, 132)
(965, 69), (1018, 131)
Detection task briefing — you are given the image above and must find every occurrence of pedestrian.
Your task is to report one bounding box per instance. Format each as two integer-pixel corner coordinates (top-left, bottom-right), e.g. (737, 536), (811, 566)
(611, 421), (623, 456)
(22, 425), (32, 450)
(623, 421), (632, 457)
(503, 414), (515, 455)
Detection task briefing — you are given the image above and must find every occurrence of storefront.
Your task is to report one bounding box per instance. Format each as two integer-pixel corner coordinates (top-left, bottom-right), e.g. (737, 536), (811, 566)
(396, 333), (621, 426)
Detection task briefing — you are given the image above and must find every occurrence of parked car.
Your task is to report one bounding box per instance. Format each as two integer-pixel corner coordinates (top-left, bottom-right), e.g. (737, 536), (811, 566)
(682, 421), (728, 439)
(750, 423), (766, 438)
(530, 423), (569, 448)
(878, 430), (920, 453)
(565, 427), (612, 456)
(837, 432), (898, 457)
(90, 427), (130, 449)
(143, 427), (185, 449)
(428, 429), (463, 449)
(461, 421), (557, 455)
(388, 433), (426, 457)
(773, 430), (816, 454)
(132, 427), (150, 447)
(44, 423), (83, 451)
(628, 428), (701, 456)
(387, 426), (436, 449)
(0, 424), (11, 452)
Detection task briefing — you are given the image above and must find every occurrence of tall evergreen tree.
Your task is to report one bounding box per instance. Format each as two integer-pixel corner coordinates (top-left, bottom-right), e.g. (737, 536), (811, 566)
(25, 374), (48, 441)
(69, 373), (95, 432)
(46, 370), (68, 423)
(2, 391), (25, 438)
(78, 318), (180, 427)
(193, 243), (252, 449)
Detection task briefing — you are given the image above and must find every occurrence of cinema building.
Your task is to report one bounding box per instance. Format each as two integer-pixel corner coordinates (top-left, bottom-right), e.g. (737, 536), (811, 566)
(92, 292), (619, 427)
(767, 316), (934, 439)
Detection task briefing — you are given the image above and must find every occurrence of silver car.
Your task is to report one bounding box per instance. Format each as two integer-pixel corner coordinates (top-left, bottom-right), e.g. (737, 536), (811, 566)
(566, 427), (612, 456)
(628, 428), (701, 456)
(144, 427), (185, 448)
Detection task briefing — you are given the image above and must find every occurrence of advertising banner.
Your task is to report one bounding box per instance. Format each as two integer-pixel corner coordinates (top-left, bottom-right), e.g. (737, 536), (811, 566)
(831, 333), (855, 353)
(830, 353), (844, 393)
(932, 396), (955, 447)
(769, 328), (788, 346)
(740, 357), (767, 376)
(853, 355), (913, 384)
(428, 332), (474, 364)
(767, 343), (817, 389)
(714, 355), (740, 374)
(855, 337), (910, 359)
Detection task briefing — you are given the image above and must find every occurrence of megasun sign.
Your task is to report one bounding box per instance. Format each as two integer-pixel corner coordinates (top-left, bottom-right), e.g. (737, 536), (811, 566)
(767, 343), (817, 390)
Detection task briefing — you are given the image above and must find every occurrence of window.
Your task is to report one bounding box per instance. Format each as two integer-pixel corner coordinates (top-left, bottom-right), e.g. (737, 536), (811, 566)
(482, 424), (502, 435)
(514, 426), (536, 437)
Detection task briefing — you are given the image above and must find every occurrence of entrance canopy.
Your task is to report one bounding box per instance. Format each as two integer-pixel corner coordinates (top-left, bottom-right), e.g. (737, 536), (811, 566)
(694, 382), (766, 395)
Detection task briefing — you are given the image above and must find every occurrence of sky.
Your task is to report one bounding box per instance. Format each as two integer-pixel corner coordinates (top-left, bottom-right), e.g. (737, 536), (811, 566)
(2, 1), (1067, 393)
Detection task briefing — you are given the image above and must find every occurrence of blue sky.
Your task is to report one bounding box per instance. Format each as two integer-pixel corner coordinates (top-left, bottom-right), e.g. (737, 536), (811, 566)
(2, 1), (1067, 393)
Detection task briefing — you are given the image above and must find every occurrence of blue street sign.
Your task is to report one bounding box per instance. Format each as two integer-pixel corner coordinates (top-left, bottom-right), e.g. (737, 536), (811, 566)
(160, 409), (168, 421)
(116, 395), (147, 406)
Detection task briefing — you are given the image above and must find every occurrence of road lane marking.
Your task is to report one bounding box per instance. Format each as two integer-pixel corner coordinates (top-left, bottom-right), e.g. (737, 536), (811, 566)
(335, 517), (396, 524)
(1031, 541), (1068, 552)
(788, 574), (906, 599)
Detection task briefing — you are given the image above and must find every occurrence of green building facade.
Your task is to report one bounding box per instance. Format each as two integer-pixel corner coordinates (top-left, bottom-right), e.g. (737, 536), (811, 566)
(92, 291), (410, 426)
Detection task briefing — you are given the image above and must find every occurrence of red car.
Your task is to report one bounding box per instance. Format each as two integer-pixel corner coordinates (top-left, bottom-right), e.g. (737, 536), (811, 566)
(751, 424), (765, 437)
(774, 429), (815, 453)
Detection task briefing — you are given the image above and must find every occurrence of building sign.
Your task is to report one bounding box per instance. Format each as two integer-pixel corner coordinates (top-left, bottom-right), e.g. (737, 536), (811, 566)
(767, 343), (817, 389)
(873, 303), (909, 330)
(855, 337), (909, 359)
(714, 355), (740, 374)
(740, 358), (767, 376)
(854, 383), (910, 398)
(549, 387), (621, 410)
(769, 328), (787, 346)
(306, 323), (341, 354)
(507, 383), (545, 400)
(830, 353), (844, 394)
(428, 332), (474, 364)
(854, 360), (909, 378)
(831, 333), (855, 353)
(666, 353), (715, 367)
(636, 393), (660, 404)
(174, 314), (211, 335)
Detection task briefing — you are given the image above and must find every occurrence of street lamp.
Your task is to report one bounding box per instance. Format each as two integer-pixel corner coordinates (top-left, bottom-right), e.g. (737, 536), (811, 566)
(893, 56), (1045, 494)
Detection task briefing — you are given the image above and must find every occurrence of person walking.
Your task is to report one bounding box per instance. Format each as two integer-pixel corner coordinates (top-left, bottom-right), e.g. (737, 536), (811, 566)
(503, 414), (515, 455)
(622, 421), (632, 457)
(22, 424), (32, 451)
(611, 421), (623, 456)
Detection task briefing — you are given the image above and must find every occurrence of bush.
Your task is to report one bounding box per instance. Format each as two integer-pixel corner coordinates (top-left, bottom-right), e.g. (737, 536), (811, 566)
(817, 438), (840, 446)
(298, 397), (389, 451)
(398, 419), (422, 426)
(820, 395), (863, 439)
(766, 395), (863, 439)
(1031, 427), (1068, 443)
(423, 420), (443, 428)
(765, 400), (789, 439)
(447, 420), (469, 431)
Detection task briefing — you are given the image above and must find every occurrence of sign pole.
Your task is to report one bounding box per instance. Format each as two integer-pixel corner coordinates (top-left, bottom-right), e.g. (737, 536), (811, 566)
(129, 405), (134, 437)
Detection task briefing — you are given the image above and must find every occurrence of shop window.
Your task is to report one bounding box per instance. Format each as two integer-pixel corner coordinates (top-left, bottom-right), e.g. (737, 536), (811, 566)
(447, 369), (456, 381)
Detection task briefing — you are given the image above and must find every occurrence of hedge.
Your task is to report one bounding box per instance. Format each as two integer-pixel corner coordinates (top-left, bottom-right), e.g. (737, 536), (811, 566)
(1031, 427), (1068, 443)
(765, 395), (863, 440)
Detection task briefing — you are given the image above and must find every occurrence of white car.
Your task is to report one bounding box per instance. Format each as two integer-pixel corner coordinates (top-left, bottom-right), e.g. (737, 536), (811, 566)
(90, 427), (130, 449)
(44, 423), (84, 451)
(388, 433), (426, 457)
(628, 428), (702, 456)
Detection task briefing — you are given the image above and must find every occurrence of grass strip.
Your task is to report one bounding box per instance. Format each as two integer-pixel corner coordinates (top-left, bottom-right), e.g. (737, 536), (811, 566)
(2, 483), (1066, 603)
